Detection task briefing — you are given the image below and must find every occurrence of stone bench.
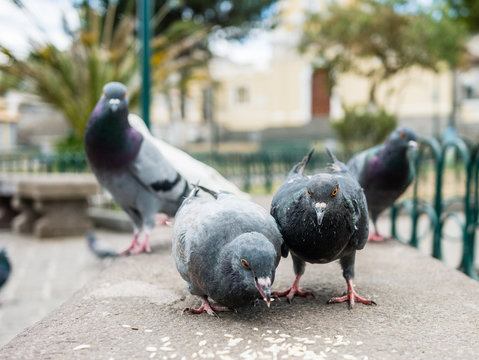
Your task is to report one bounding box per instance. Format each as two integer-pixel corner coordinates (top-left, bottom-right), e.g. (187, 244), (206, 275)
(0, 173), (99, 238)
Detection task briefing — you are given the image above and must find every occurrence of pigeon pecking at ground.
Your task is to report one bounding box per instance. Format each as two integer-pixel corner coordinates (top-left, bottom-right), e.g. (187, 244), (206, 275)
(347, 127), (417, 241)
(85, 82), (191, 255)
(0, 248), (11, 305)
(270, 148), (375, 308)
(172, 185), (284, 316)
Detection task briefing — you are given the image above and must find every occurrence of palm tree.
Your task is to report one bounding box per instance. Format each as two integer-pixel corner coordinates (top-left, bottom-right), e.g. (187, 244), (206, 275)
(0, 2), (138, 143)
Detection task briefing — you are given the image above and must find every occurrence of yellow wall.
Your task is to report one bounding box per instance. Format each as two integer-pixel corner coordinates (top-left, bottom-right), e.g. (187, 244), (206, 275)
(212, 56), (312, 131)
(337, 65), (452, 118)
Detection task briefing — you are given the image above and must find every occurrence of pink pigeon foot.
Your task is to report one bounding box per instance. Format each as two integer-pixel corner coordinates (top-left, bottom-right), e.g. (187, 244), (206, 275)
(183, 296), (233, 317)
(273, 274), (313, 303)
(367, 231), (389, 242)
(327, 279), (376, 309)
(119, 234), (139, 255)
(129, 234), (152, 255)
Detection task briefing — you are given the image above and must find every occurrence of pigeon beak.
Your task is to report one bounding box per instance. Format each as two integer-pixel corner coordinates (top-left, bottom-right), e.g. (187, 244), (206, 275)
(255, 277), (272, 308)
(109, 98), (121, 112)
(314, 202), (327, 226)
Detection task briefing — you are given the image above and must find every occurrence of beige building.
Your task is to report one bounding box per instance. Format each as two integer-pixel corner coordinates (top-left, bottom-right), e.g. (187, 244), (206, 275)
(151, 0), (464, 143)
(0, 97), (18, 152)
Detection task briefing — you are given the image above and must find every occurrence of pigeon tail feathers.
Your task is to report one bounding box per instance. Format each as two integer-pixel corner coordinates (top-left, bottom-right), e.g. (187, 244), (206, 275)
(291, 147), (314, 175)
(326, 147), (338, 163)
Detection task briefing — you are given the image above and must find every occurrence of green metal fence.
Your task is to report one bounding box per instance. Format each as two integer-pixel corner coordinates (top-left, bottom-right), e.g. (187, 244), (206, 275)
(0, 149), (330, 192)
(1, 141), (478, 279)
(391, 136), (479, 280)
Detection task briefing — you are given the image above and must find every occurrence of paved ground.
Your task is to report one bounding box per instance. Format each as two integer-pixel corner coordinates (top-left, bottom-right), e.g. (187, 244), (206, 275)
(0, 196), (479, 359)
(0, 229), (131, 347)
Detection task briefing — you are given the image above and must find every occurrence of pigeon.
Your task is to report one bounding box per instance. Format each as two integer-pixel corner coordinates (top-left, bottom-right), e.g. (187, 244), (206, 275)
(0, 248), (11, 305)
(85, 82), (191, 254)
(347, 127), (417, 241)
(172, 185), (284, 316)
(270, 148), (374, 308)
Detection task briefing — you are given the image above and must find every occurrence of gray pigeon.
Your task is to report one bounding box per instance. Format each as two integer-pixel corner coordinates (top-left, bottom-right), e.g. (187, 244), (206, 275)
(270, 148), (374, 308)
(172, 186), (284, 316)
(347, 127), (417, 241)
(85, 82), (190, 254)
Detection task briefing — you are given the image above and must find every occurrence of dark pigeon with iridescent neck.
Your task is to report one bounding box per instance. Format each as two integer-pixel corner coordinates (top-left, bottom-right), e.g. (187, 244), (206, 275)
(173, 186), (283, 316)
(271, 148), (374, 308)
(85, 82), (190, 254)
(347, 127), (417, 241)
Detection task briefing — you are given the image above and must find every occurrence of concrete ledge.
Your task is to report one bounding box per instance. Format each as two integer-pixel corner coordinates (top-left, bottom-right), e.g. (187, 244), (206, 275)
(1, 224), (478, 359)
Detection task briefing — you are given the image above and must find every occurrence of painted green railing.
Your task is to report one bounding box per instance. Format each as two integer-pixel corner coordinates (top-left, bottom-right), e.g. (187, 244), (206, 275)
(391, 136), (479, 280)
(0, 149), (329, 193)
(1, 142), (478, 279)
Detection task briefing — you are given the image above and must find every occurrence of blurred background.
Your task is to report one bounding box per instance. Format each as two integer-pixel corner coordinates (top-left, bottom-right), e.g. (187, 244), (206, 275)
(1, 0), (479, 347)
(0, 0), (477, 159)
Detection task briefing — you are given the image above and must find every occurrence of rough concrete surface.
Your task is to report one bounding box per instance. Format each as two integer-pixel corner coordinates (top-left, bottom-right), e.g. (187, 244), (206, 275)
(1, 196), (479, 359)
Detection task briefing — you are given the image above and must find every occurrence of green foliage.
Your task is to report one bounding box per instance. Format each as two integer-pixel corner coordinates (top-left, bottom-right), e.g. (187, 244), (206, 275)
(96, 0), (278, 37)
(332, 106), (397, 156)
(55, 134), (85, 153)
(0, 2), (138, 139)
(301, 0), (468, 105)
(446, 0), (479, 33)
(0, 72), (21, 96)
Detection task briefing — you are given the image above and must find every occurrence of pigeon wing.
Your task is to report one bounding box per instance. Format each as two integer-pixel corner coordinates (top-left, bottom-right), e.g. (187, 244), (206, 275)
(341, 183), (369, 250)
(128, 114), (249, 198)
(128, 135), (189, 203)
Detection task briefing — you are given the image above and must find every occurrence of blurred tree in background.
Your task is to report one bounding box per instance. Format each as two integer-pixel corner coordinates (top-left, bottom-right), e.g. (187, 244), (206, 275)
(301, 0), (467, 106)
(0, 1), (138, 145)
(445, 0), (479, 33)
(332, 106), (397, 156)
(0, 0), (278, 150)
(300, 0), (467, 150)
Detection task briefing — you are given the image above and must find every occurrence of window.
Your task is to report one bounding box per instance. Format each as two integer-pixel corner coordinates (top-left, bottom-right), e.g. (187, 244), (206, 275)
(234, 86), (249, 104)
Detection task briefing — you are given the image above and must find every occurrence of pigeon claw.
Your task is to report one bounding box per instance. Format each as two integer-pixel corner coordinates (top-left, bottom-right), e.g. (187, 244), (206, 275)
(327, 280), (376, 309)
(273, 274), (313, 303)
(129, 240), (152, 255)
(119, 235), (140, 255)
(183, 296), (233, 317)
(274, 287), (313, 303)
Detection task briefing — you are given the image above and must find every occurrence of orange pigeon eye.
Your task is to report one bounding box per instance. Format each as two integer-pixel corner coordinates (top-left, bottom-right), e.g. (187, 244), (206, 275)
(400, 131), (406, 138)
(331, 187), (338, 196)
(103, 93), (107, 98)
(306, 189), (311, 197)
(121, 93), (126, 99)
(241, 259), (251, 269)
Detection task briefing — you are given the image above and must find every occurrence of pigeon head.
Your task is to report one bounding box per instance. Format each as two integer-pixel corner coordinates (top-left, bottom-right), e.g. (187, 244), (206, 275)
(230, 232), (277, 307)
(305, 174), (341, 226)
(101, 82), (129, 113)
(388, 127), (417, 152)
